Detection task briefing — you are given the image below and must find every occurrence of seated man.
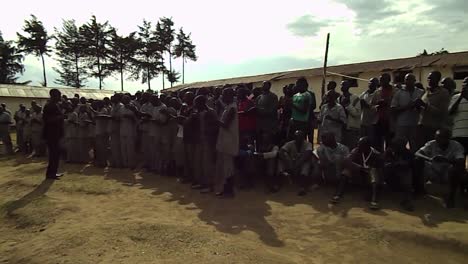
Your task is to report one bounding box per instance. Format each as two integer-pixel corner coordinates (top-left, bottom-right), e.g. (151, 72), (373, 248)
(415, 129), (466, 208)
(237, 136), (256, 189)
(253, 133), (280, 193)
(331, 137), (383, 210)
(384, 138), (415, 211)
(316, 132), (350, 184)
(278, 130), (315, 196)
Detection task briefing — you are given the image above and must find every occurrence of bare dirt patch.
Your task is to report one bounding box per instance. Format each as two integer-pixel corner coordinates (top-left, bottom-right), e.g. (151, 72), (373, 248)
(0, 156), (467, 264)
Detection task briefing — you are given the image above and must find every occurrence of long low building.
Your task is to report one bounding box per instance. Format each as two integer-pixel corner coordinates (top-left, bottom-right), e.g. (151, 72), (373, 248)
(0, 84), (116, 110)
(166, 51), (468, 105)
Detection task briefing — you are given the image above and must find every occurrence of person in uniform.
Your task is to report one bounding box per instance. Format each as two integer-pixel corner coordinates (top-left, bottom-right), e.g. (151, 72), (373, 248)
(215, 88), (239, 197)
(119, 95), (138, 169)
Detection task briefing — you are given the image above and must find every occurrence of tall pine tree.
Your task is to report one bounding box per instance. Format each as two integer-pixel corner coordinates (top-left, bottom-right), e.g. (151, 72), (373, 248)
(17, 15), (51, 86)
(173, 28), (197, 84)
(131, 20), (163, 91)
(155, 17), (175, 88)
(54, 19), (88, 88)
(0, 31), (25, 84)
(110, 32), (139, 91)
(81, 15), (115, 90)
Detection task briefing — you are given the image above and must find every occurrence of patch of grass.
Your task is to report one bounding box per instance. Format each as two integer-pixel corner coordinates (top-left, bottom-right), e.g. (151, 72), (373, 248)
(1, 196), (54, 228)
(0, 180), (38, 190)
(56, 180), (122, 195)
(122, 222), (214, 252)
(0, 196), (79, 228)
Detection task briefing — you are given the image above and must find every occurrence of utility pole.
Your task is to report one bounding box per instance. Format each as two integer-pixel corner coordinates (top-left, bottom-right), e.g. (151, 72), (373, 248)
(321, 33), (330, 99)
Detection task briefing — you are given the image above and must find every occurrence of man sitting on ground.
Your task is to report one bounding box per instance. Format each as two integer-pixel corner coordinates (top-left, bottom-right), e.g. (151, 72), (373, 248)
(278, 130), (315, 196)
(331, 137), (383, 210)
(316, 132), (350, 184)
(415, 129), (466, 208)
(253, 133), (280, 193)
(384, 138), (415, 211)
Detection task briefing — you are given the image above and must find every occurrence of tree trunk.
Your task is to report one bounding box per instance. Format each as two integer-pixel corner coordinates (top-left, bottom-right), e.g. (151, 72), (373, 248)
(40, 53), (47, 87)
(182, 53), (185, 84)
(120, 55), (124, 92)
(162, 71), (165, 90)
(97, 56), (102, 90)
(147, 66), (151, 91)
(169, 51), (174, 88)
(169, 51), (172, 73)
(75, 55), (80, 88)
(120, 68), (124, 92)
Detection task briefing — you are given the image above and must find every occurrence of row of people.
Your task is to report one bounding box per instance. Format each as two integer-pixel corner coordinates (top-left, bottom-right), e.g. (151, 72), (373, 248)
(3, 74), (468, 209)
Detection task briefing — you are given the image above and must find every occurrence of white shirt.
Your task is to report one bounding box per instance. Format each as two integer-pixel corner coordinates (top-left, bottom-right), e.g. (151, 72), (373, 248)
(451, 94), (468, 138)
(317, 143), (350, 164)
(360, 90), (377, 126)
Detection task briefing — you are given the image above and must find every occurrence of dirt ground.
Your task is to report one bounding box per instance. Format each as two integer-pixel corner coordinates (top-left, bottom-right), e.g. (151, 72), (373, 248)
(0, 155), (467, 264)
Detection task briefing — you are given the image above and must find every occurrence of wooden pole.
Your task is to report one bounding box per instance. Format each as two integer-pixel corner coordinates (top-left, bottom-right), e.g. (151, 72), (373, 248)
(321, 33), (330, 99)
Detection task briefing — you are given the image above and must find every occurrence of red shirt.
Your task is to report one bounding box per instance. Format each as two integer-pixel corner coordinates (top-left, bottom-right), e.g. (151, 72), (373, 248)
(377, 86), (393, 122)
(238, 98), (256, 133)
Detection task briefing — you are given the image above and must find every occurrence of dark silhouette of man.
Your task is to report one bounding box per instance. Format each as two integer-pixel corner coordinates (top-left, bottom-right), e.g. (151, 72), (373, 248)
(43, 89), (65, 180)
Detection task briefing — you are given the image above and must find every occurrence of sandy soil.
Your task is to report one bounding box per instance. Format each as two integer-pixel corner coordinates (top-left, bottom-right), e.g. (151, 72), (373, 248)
(0, 155), (467, 264)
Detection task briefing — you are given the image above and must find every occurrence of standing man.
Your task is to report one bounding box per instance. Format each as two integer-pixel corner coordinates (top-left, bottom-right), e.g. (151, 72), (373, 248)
(42, 89), (65, 180)
(139, 93), (154, 170)
(215, 88), (239, 197)
(1, 103), (11, 116)
(197, 95), (219, 193)
(120, 95), (138, 169)
(360, 78), (379, 146)
(180, 92), (196, 183)
(450, 77), (468, 150)
(14, 104), (26, 153)
(391, 73), (425, 152)
(0, 107), (13, 155)
(64, 102), (79, 163)
(278, 84), (295, 145)
(339, 80), (361, 149)
(449, 77), (468, 196)
(291, 78), (311, 138)
(110, 94), (123, 168)
(320, 81), (339, 107)
(77, 105), (92, 163)
(319, 91), (347, 143)
(256, 81), (278, 141)
(150, 95), (168, 173)
(371, 73), (395, 151)
(94, 101), (111, 167)
(442, 77), (456, 96)
(31, 105), (46, 157)
(417, 71), (451, 149)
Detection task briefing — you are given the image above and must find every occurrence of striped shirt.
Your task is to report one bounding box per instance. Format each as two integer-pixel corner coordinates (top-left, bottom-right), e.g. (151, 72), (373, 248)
(451, 94), (468, 138)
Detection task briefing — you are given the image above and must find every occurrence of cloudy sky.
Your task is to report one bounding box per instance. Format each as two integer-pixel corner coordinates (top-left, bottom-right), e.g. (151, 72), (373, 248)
(1, 0), (467, 93)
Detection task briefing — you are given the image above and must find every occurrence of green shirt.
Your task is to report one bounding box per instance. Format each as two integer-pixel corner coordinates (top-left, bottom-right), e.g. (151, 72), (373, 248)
(292, 92), (310, 122)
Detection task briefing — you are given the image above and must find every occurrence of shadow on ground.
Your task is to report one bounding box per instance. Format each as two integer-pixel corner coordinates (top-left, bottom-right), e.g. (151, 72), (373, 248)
(4, 154), (468, 248)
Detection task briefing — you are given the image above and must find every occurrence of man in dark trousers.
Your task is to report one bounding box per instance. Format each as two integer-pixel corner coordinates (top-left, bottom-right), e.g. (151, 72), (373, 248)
(43, 89), (65, 180)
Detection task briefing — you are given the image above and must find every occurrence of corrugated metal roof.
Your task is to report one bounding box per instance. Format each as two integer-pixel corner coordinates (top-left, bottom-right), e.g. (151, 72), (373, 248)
(0, 84), (115, 99)
(167, 51), (468, 91)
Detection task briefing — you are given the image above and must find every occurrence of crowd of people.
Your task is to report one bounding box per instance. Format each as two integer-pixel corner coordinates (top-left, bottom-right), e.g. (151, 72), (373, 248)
(1, 72), (468, 211)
